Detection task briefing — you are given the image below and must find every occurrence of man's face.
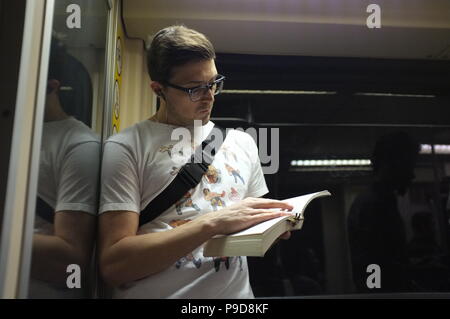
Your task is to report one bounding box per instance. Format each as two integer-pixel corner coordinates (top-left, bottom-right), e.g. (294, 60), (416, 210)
(162, 59), (218, 126)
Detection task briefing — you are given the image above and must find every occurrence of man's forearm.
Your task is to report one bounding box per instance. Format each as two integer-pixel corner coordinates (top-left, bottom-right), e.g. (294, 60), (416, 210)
(31, 234), (91, 286)
(100, 218), (216, 287)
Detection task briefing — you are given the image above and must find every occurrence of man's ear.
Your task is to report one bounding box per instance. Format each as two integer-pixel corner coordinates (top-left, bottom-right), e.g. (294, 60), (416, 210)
(150, 81), (165, 100)
(47, 79), (60, 94)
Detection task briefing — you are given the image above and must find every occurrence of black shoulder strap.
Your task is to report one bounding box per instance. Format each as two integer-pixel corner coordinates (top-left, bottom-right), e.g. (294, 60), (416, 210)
(139, 125), (227, 226)
(36, 196), (55, 224)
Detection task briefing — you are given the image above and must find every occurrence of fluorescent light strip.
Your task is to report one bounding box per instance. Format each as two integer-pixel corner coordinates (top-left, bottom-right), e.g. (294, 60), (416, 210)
(290, 159), (372, 167)
(222, 89), (336, 95)
(355, 92), (435, 98)
(420, 144), (450, 154)
(292, 167), (373, 172)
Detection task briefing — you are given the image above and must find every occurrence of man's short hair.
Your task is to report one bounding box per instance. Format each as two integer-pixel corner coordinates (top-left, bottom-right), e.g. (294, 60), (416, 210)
(47, 37), (93, 126)
(147, 25), (216, 83)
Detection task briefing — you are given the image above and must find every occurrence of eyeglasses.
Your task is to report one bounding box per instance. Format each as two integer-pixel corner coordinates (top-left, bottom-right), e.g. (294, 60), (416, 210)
(164, 75), (225, 102)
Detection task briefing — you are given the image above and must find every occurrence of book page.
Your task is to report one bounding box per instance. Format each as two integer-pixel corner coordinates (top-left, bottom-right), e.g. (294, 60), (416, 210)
(283, 190), (331, 216)
(216, 190), (331, 238)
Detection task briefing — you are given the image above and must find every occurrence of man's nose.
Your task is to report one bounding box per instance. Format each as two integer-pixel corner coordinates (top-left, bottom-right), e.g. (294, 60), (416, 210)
(201, 87), (215, 101)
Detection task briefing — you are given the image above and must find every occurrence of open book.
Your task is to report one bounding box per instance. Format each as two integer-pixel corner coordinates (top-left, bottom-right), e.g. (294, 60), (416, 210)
(203, 190), (331, 257)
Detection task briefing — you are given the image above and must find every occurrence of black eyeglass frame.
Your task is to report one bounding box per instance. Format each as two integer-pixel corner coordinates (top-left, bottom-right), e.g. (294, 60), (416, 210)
(163, 75), (226, 102)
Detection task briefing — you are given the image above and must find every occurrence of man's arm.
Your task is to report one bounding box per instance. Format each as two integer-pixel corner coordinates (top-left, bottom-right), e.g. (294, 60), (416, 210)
(98, 197), (293, 287)
(31, 211), (95, 286)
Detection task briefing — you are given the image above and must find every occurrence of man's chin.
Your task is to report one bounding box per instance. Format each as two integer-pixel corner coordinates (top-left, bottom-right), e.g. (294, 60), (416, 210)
(197, 114), (211, 125)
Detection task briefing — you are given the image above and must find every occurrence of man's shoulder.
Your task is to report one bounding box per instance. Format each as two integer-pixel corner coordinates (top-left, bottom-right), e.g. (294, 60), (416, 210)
(67, 118), (100, 143)
(44, 117), (100, 151)
(105, 120), (151, 145)
(224, 128), (256, 145)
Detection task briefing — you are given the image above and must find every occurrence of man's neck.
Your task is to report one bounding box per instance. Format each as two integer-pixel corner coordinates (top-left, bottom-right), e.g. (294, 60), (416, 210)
(44, 99), (70, 122)
(150, 107), (207, 127)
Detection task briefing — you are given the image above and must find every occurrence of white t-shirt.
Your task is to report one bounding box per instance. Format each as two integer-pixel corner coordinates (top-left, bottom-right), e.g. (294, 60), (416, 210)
(37, 117), (100, 218)
(100, 119), (269, 299)
(31, 117), (100, 298)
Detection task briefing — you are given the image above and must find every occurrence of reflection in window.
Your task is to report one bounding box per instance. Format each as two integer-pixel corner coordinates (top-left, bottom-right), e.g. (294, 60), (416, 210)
(28, 0), (107, 298)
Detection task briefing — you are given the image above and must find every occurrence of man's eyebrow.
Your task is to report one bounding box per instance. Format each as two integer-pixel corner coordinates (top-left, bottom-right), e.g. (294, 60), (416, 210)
(183, 75), (219, 85)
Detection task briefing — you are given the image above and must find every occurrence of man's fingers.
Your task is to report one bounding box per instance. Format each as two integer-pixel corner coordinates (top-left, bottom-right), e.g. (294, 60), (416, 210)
(250, 200), (293, 211)
(249, 210), (291, 220)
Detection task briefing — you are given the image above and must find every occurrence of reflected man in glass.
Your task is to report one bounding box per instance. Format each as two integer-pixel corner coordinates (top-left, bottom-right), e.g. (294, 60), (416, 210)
(29, 38), (100, 298)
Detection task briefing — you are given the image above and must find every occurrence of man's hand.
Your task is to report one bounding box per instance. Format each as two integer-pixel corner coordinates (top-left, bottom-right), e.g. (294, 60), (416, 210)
(196, 197), (294, 236)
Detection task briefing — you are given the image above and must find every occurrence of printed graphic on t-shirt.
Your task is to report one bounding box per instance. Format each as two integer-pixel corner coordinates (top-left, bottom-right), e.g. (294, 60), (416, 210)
(203, 165), (221, 184)
(228, 187), (241, 202)
(236, 256), (243, 271)
(224, 163), (245, 185)
(170, 166), (180, 176)
(212, 256), (244, 272)
(175, 191), (200, 215)
(159, 135), (199, 154)
(169, 219), (202, 269)
(158, 144), (175, 157)
(203, 188), (226, 211)
(220, 145), (238, 162)
(213, 257), (230, 272)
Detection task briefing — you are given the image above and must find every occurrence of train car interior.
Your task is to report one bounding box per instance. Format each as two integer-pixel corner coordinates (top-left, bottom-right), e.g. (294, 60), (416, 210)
(1, 0), (450, 299)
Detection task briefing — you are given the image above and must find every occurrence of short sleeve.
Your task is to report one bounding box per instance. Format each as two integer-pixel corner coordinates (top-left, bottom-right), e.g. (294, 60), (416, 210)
(55, 141), (101, 215)
(99, 141), (141, 214)
(244, 134), (269, 198)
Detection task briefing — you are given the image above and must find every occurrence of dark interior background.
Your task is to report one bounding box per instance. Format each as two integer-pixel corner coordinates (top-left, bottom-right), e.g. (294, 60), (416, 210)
(213, 53), (450, 296)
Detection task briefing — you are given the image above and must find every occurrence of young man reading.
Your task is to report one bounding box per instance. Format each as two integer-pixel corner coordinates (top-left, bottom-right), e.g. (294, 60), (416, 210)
(99, 25), (291, 298)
